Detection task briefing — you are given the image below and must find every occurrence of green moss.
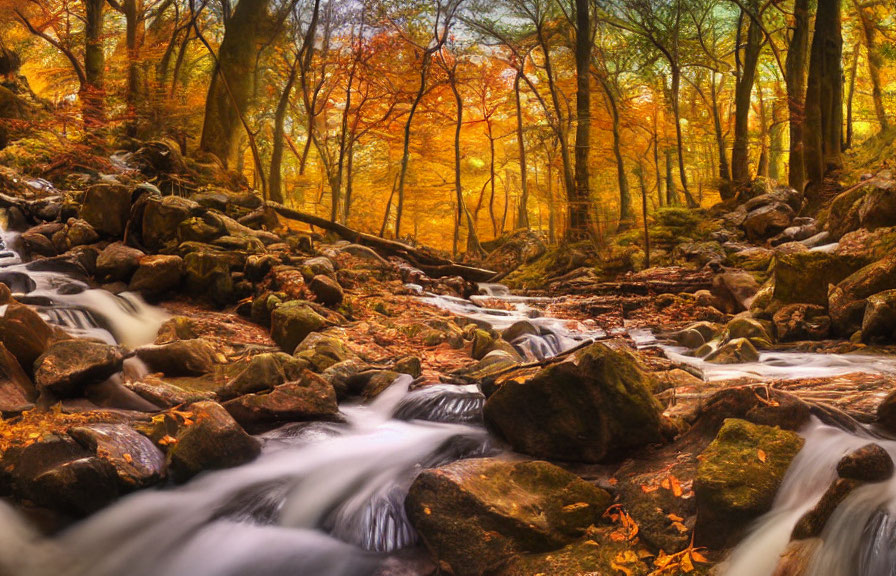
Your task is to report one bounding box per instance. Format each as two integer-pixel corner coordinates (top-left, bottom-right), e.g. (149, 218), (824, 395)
(773, 252), (867, 306)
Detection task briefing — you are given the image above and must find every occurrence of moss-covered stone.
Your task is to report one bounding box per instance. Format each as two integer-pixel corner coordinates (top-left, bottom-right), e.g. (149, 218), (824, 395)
(293, 332), (356, 372)
(406, 458), (612, 576)
(829, 255), (896, 336)
(223, 371), (338, 432)
(695, 418), (804, 548)
(270, 301), (328, 353)
(496, 531), (652, 576)
(704, 338), (759, 364)
(773, 252), (867, 307)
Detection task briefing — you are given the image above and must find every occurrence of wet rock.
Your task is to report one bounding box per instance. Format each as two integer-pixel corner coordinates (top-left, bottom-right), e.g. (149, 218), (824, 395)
(34, 339), (124, 397)
(293, 332), (356, 372)
(183, 250), (233, 305)
(791, 478), (860, 540)
(141, 195), (198, 251)
(126, 376), (215, 408)
(773, 304), (831, 342)
(725, 316), (773, 348)
(471, 329), (495, 360)
(80, 184), (132, 237)
(742, 202), (795, 241)
(250, 291), (283, 327)
(0, 301), (56, 371)
(244, 254), (280, 282)
(20, 231), (57, 257)
(712, 270), (761, 313)
(129, 254), (184, 295)
(877, 390), (896, 434)
(359, 369), (400, 398)
(406, 458), (612, 576)
(271, 302), (328, 354)
(694, 418), (804, 548)
(53, 218), (99, 251)
(484, 343), (669, 463)
(0, 342), (34, 413)
(836, 443), (894, 483)
(155, 316), (199, 343)
(218, 352), (308, 399)
(728, 246), (774, 271)
(774, 252), (867, 307)
(393, 356), (422, 378)
(829, 255), (896, 336)
(223, 371), (338, 432)
(320, 358), (371, 399)
(862, 289), (896, 343)
(308, 274), (344, 306)
(69, 423), (166, 490)
(772, 538), (820, 576)
(301, 256), (336, 280)
(672, 327), (706, 349)
(704, 338), (759, 364)
(136, 338), (216, 376)
(857, 180), (896, 231)
(95, 242), (144, 283)
(495, 532), (650, 576)
(164, 401), (261, 482)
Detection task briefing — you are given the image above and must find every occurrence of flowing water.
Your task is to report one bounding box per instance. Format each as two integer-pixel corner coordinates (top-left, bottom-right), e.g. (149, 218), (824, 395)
(6, 205), (896, 575)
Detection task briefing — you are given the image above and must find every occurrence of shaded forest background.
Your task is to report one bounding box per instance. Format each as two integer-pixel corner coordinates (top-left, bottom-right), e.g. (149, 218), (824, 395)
(0, 0), (892, 254)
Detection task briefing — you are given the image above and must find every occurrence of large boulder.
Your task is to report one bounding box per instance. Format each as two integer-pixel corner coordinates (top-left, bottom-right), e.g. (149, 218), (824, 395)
(129, 254), (184, 295)
(742, 203), (795, 242)
(141, 195), (198, 250)
(773, 304), (831, 342)
(80, 184), (132, 237)
(712, 270), (760, 313)
(0, 342), (35, 413)
(857, 179), (896, 231)
(136, 338), (216, 376)
(406, 458), (612, 576)
(270, 301), (328, 353)
(695, 418), (804, 548)
(219, 352), (308, 399)
(704, 337), (760, 364)
(293, 332), (356, 372)
(183, 251), (233, 306)
(862, 290), (896, 343)
(829, 255), (896, 336)
(163, 401), (261, 482)
(0, 301), (56, 371)
(773, 252), (867, 307)
(95, 242), (144, 283)
(223, 371), (338, 432)
(69, 423), (166, 490)
(308, 274), (344, 307)
(483, 343), (669, 463)
(34, 340), (124, 397)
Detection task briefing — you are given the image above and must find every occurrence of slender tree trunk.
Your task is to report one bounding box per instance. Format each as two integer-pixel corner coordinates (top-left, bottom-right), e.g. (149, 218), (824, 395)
(653, 119), (664, 207)
(343, 140), (355, 224)
(394, 51), (432, 239)
(854, 0), (889, 133)
(756, 85), (769, 177)
(665, 149), (679, 205)
(547, 161), (555, 243)
(637, 161), (650, 268)
(845, 42), (859, 150)
(770, 97), (787, 181)
(785, 0), (810, 192)
(83, 0), (106, 127)
(568, 0), (592, 239)
(710, 73), (731, 187)
(804, 0), (843, 201)
(268, 58), (298, 204)
(598, 76), (632, 230)
(514, 71), (530, 229)
(731, 4), (763, 186)
(449, 70), (481, 256)
(199, 0), (270, 167)
(487, 124), (498, 238)
(121, 0), (145, 137)
(670, 68), (697, 207)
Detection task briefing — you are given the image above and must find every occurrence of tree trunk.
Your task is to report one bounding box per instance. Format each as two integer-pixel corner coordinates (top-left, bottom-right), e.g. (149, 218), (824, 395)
(854, 0), (888, 133)
(804, 0), (843, 201)
(488, 124), (498, 238)
(845, 42), (859, 150)
(568, 0), (592, 240)
(710, 72), (731, 187)
(199, 0), (270, 168)
(83, 0), (106, 127)
(268, 58), (298, 205)
(121, 0), (146, 137)
(394, 51), (432, 239)
(449, 70), (481, 256)
(636, 161), (651, 268)
(665, 149), (680, 205)
(598, 76), (632, 230)
(514, 71), (530, 229)
(756, 85), (769, 178)
(670, 68), (697, 207)
(731, 4), (763, 185)
(785, 0), (810, 192)
(769, 97), (787, 181)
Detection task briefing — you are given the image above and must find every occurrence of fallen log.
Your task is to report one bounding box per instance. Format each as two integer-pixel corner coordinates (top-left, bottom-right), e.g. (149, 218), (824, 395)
(266, 202), (498, 282)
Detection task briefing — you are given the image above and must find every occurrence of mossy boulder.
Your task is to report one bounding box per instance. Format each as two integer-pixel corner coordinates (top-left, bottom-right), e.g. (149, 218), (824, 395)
(695, 418), (804, 548)
(34, 339), (124, 397)
(293, 332), (356, 372)
(223, 370), (338, 432)
(829, 255), (896, 336)
(862, 289), (896, 343)
(141, 195), (197, 250)
(773, 251), (867, 307)
(183, 251), (234, 306)
(725, 316), (773, 348)
(270, 301), (328, 353)
(135, 338), (216, 376)
(704, 338), (759, 364)
(0, 301), (56, 372)
(218, 352), (308, 399)
(80, 183), (132, 237)
(129, 254), (184, 296)
(307, 274), (344, 307)
(496, 531), (652, 576)
(773, 304), (831, 342)
(406, 458), (612, 576)
(483, 343), (669, 463)
(95, 242), (144, 283)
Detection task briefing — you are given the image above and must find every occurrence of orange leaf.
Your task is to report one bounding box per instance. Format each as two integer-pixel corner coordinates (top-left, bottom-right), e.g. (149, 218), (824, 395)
(758, 449), (767, 463)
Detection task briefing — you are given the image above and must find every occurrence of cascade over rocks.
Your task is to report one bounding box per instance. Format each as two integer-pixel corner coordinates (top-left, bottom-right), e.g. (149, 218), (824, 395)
(483, 343), (671, 463)
(406, 458), (612, 576)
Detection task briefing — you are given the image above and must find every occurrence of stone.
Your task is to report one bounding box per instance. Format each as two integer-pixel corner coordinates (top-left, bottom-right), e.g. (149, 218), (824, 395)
(69, 423), (166, 490)
(483, 343), (668, 463)
(725, 316), (773, 347)
(270, 301), (328, 353)
(471, 329), (496, 360)
(862, 289), (896, 343)
(695, 418), (804, 548)
(0, 301), (56, 371)
(95, 242), (145, 283)
(393, 356), (422, 378)
(774, 304), (831, 342)
(218, 352), (308, 399)
(773, 251), (867, 307)
(712, 271), (761, 313)
(836, 443), (894, 483)
(791, 478), (860, 540)
(21, 231), (57, 257)
(406, 458), (612, 576)
(293, 332), (356, 372)
(129, 254), (184, 295)
(183, 250), (233, 306)
(742, 202), (795, 242)
(80, 183), (132, 237)
(54, 219), (99, 251)
(829, 255), (896, 336)
(705, 338), (760, 364)
(34, 339), (124, 397)
(858, 180), (896, 231)
(136, 338), (216, 376)
(501, 320), (539, 343)
(0, 342), (34, 413)
(164, 401), (261, 482)
(301, 256), (336, 280)
(223, 371), (338, 432)
(308, 274), (344, 306)
(495, 532), (650, 576)
(141, 195), (198, 250)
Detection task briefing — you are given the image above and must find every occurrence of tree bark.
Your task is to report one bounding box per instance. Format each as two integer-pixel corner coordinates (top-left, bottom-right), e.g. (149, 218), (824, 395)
(199, 0), (270, 168)
(804, 0), (843, 201)
(844, 42), (859, 150)
(597, 74), (632, 230)
(710, 73), (731, 187)
(83, 0), (106, 126)
(785, 0), (810, 192)
(731, 3), (763, 185)
(448, 66), (481, 256)
(568, 0), (592, 240)
(514, 71), (530, 229)
(853, 0), (888, 133)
